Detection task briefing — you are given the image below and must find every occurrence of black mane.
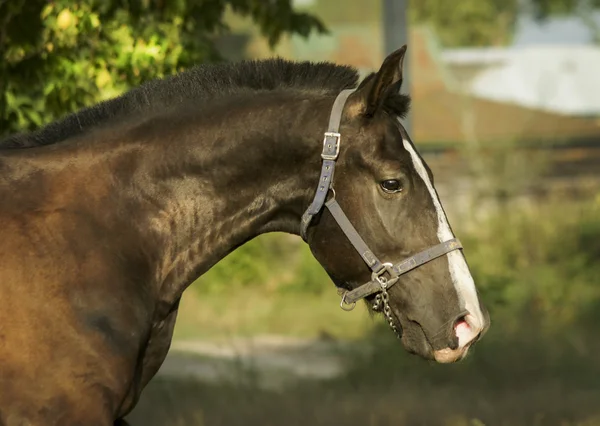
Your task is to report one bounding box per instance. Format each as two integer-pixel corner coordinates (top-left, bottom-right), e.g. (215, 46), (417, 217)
(0, 58), (361, 149)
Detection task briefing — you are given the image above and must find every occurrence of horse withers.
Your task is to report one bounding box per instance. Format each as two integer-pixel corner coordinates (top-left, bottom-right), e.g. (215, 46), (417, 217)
(0, 46), (489, 425)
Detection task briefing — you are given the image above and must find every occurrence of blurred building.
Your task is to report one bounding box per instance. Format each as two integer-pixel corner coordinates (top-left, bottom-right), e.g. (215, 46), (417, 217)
(217, 8), (600, 147)
(285, 25), (600, 146)
(513, 12), (600, 46)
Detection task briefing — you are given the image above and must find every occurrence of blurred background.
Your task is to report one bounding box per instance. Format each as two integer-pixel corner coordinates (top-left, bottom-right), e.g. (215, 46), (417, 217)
(2, 0), (600, 424)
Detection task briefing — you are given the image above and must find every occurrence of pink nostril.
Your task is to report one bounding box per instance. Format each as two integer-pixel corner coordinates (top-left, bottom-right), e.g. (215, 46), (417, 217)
(434, 315), (483, 363)
(454, 316), (475, 348)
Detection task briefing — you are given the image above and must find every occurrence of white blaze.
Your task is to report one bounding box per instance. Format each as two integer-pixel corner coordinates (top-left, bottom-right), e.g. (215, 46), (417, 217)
(400, 135), (485, 339)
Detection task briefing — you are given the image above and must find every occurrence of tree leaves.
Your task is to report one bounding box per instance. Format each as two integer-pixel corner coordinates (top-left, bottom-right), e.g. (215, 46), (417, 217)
(0, 0), (326, 137)
(410, 0), (519, 47)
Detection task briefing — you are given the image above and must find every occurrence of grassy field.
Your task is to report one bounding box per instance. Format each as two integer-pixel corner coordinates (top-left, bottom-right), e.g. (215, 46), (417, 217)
(129, 376), (600, 426)
(172, 286), (376, 341)
(129, 320), (600, 426)
(125, 193), (600, 426)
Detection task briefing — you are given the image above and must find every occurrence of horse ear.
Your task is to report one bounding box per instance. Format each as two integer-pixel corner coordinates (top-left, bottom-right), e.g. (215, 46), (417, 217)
(353, 45), (407, 117)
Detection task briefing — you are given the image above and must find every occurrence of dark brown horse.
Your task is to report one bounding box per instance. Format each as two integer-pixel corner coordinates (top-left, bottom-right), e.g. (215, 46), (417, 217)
(0, 46), (489, 425)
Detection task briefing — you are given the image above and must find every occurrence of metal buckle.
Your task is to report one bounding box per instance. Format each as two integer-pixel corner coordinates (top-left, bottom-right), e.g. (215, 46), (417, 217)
(321, 132), (341, 160)
(371, 262), (396, 288)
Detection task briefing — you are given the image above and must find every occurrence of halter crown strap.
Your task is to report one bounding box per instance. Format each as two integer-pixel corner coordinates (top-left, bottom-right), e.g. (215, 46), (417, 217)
(300, 89), (355, 240)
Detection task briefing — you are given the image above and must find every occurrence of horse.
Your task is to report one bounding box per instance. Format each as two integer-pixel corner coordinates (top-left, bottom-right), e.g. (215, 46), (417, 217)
(0, 45), (489, 425)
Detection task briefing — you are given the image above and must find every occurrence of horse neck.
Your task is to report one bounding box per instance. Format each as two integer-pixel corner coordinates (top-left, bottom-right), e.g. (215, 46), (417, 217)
(134, 92), (332, 305)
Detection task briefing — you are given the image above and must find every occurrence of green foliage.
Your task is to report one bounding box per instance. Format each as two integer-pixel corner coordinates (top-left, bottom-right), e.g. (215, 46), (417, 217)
(0, 0), (326, 137)
(193, 233), (331, 296)
(196, 234), (291, 293)
(410, 0), (519, 47)
(463, 198), (600, 334)
(531, 0), (600, 18)
(410, 0), (600, 47)
(307, 0), (381, 24)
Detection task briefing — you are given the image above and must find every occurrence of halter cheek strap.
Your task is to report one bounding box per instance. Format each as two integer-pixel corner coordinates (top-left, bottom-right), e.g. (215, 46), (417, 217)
(300, 88), (354, 240)
(300, 89), (463, 310)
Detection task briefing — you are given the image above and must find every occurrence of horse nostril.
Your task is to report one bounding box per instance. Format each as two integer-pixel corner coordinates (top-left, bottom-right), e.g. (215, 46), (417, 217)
(454, 314), (480, 348)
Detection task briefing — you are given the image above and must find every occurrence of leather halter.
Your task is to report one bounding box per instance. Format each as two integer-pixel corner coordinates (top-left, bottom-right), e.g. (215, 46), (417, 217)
(300, 89), (463, 310)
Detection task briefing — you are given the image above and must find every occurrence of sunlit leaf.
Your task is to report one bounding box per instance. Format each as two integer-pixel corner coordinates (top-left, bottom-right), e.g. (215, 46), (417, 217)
(0, 0), (325, 136)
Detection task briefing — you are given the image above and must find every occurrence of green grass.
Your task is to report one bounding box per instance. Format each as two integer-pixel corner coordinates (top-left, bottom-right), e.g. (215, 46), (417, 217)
(128, 377), (600, 426)
(173, 287), (376, 341)
(173, 231), (379, 341)
(129, 381), (600, 426)
(129, 320), (600, 426)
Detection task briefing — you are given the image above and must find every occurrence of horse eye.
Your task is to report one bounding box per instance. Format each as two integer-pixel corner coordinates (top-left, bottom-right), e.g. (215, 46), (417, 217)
(381, 179), (403, 193)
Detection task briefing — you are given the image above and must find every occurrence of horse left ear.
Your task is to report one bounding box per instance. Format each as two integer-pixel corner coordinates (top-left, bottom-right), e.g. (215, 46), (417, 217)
(352, 45), (407, 117)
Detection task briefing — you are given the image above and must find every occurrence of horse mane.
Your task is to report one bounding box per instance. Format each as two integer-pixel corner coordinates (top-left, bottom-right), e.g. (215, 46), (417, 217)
(0, 58), (410, 149)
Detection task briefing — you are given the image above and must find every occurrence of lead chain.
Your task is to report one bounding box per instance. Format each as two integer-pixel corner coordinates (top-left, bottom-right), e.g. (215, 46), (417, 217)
(381, 287), (401, 339)
(372, 293), (383, 311)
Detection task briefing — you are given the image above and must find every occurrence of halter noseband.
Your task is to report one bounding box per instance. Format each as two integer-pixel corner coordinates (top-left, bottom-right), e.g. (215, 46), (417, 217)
(300, 89), (463, 315)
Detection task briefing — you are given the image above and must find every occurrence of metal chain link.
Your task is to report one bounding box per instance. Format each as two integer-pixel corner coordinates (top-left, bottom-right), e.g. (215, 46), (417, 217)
(372, 294), (383, 311)
(381, 286), (401, 339)
(371, 279), (402, 340)
(339, 275), (402, 340)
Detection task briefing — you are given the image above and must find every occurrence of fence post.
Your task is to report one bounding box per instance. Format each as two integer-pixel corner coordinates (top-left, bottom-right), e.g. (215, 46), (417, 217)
(382, 0), (411, 134)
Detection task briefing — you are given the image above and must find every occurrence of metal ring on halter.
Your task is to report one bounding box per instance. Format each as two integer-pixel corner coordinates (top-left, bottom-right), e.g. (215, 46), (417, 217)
(340, 292), (356, 311)
(328, 187), (336, 200)
(371, 262), (396, 288)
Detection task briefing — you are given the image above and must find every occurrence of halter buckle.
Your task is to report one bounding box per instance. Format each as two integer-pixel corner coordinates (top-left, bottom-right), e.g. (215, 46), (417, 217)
(371, 262), (397, 289)
(321, 132), (341, 160)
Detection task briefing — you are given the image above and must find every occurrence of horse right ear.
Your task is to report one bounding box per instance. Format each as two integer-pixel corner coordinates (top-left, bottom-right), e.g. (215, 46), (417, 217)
(349, 45), (407, 118)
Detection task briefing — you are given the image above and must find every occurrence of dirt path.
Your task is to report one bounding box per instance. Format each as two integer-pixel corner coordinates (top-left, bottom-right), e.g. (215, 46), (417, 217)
(156, 336), (366, 390)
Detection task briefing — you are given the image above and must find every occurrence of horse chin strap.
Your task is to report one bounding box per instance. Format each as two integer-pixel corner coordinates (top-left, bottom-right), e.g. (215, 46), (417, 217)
(299, 89), (463, 333)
